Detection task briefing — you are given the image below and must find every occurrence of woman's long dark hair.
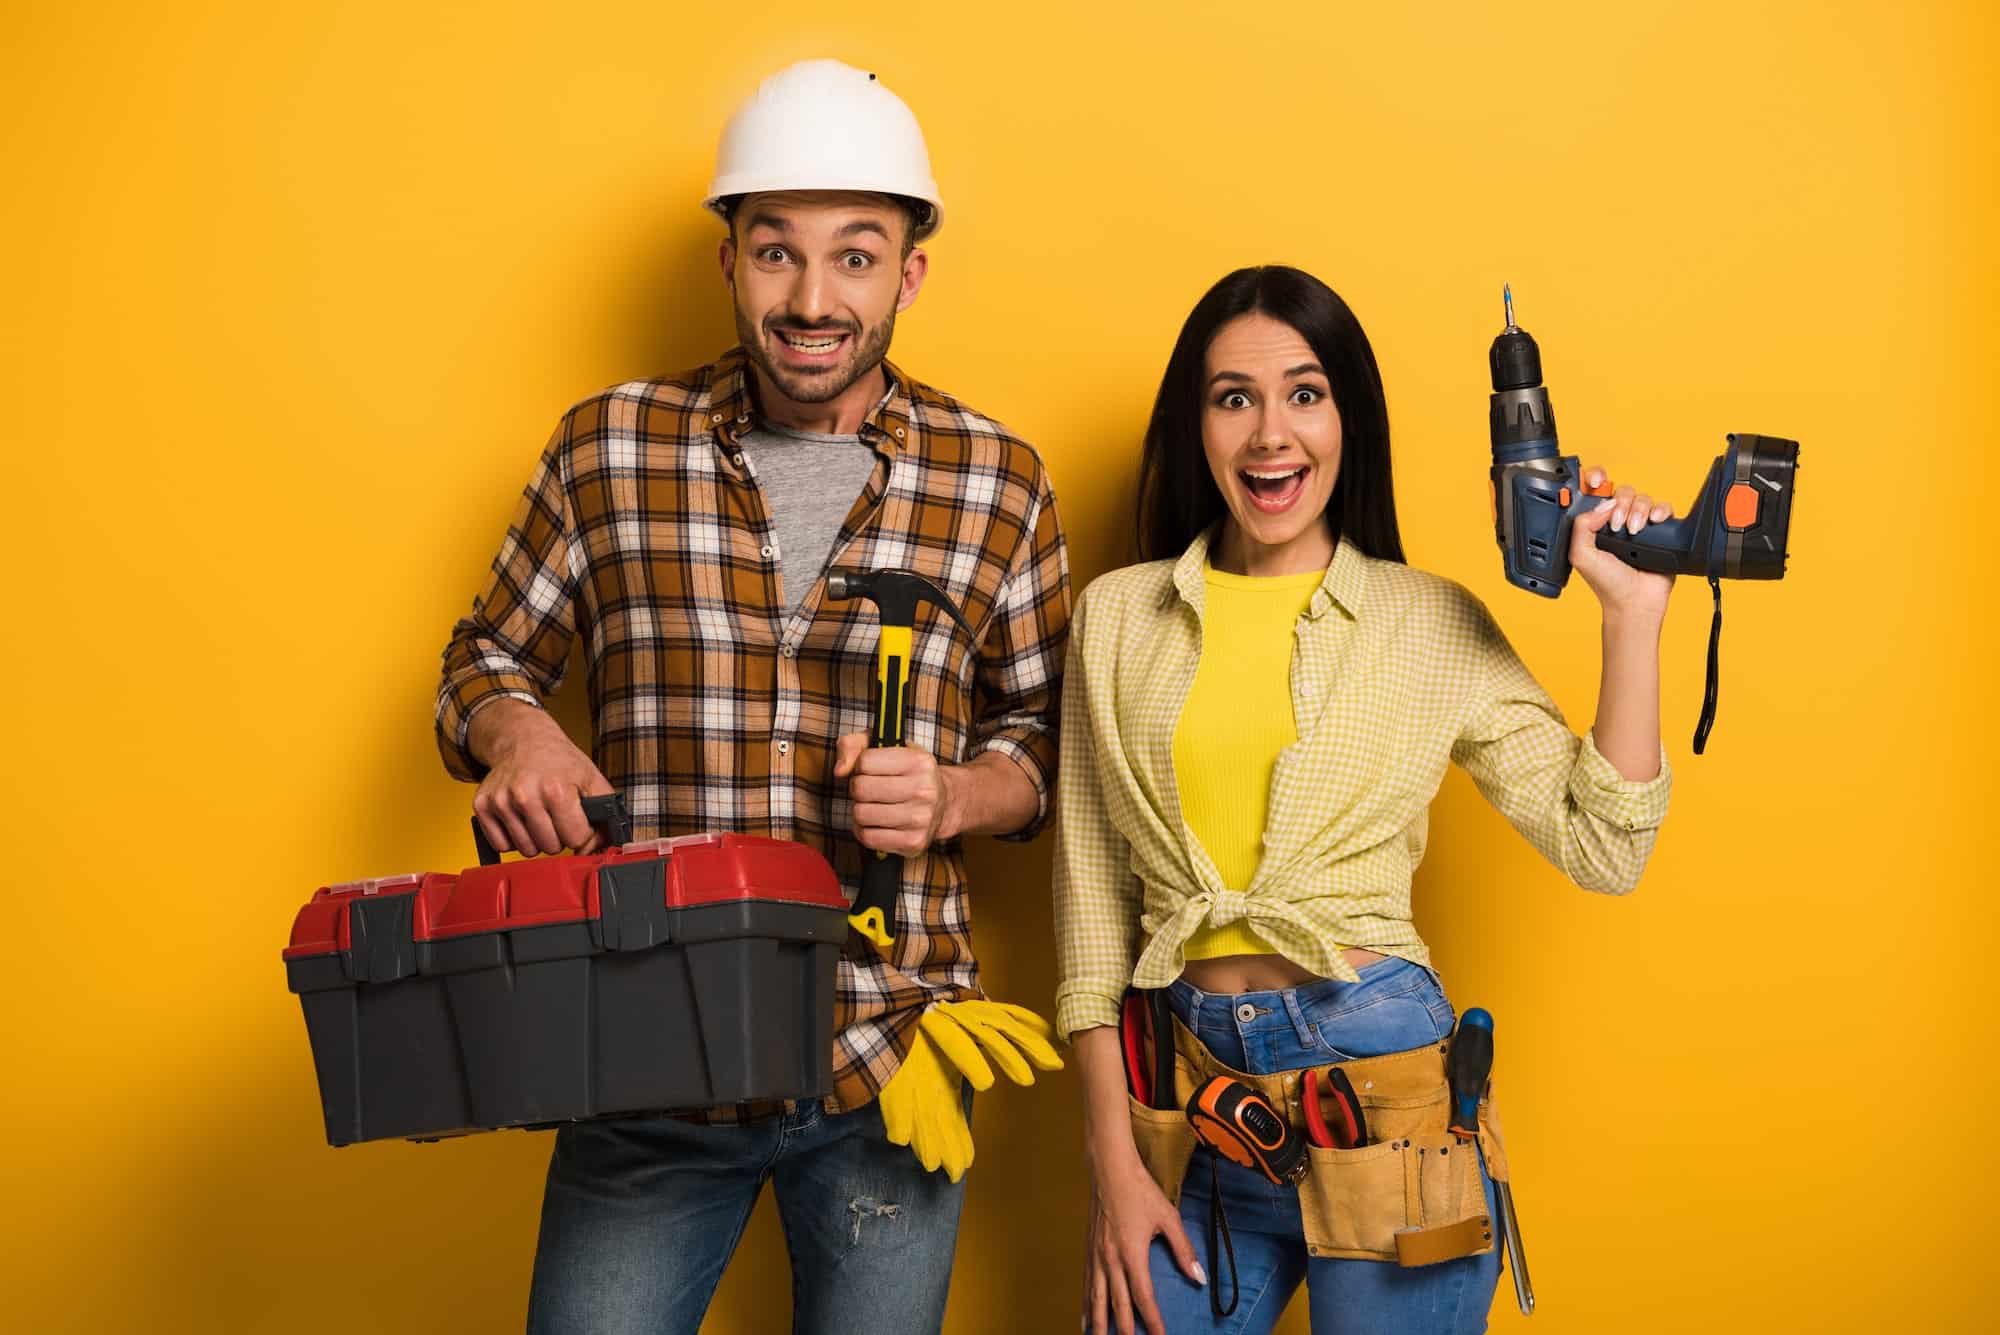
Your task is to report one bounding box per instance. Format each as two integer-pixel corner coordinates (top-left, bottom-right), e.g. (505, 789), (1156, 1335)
(1136, 266), (1404, 564)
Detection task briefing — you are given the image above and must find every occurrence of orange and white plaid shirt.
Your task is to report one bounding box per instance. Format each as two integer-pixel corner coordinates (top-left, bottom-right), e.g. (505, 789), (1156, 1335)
(437, 347), (1070, 1114)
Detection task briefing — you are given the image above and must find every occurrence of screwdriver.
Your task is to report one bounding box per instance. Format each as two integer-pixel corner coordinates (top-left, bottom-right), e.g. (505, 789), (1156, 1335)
(1446, 1008), (1535, 1316)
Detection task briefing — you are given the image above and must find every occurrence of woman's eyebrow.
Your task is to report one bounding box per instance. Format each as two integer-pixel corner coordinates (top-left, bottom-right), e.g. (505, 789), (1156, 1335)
(1207, 363), (1326, 386)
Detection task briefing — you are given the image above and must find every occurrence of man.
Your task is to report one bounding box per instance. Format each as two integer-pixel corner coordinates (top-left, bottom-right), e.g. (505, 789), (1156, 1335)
(434, 60), (1070, 1335)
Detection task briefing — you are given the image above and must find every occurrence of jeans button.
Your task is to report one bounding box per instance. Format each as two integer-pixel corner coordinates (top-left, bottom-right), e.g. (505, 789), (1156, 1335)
(1235, 1002), (1257, 1023)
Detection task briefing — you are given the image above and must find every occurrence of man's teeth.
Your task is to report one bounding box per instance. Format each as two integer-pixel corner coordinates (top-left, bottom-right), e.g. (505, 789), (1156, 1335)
(779, 331), (844, 351)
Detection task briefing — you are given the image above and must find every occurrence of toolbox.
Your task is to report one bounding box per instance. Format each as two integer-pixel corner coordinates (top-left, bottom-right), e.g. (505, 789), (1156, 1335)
(283, 797), (850, 1146)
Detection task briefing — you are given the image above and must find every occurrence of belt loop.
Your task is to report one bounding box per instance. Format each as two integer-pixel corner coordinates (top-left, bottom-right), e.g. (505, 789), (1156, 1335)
(1281, 988), (1317, 1049)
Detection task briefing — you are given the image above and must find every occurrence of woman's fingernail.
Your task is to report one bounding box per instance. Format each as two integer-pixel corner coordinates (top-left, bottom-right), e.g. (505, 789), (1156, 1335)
(1192, 1261), (1208, 1286)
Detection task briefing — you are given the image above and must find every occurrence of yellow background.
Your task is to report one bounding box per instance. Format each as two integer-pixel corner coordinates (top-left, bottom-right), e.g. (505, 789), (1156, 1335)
(3, 1), (1992, 1330)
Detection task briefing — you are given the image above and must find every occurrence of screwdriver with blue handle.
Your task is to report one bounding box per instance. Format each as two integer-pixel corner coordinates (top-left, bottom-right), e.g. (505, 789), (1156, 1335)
(1448, 1008), (1534, 1316)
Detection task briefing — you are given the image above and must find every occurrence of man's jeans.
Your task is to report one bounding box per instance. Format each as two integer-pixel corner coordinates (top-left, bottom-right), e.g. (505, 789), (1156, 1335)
(526, 1095), (967, 1335)
(1147, 959), (1503, 1335)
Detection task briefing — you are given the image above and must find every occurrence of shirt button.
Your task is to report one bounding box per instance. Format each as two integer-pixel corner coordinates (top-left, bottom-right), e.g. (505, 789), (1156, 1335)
(780, 644), (795, 658)
(731, 452), (744, 466)
(710, 412), (723, 423)
(776, 739), (790, 756)
(735, 414), (749, 425)
(893, 427), (906, 439)
(1235, 1003), (1257, 1023)
(760, 545), (775, 559)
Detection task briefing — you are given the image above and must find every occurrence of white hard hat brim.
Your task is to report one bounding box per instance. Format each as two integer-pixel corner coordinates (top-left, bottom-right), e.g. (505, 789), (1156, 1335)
(703, 176), (942, 243)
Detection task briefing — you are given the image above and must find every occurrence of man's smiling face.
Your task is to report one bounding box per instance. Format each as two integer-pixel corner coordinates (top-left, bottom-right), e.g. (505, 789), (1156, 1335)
(721, 191), (927, 408)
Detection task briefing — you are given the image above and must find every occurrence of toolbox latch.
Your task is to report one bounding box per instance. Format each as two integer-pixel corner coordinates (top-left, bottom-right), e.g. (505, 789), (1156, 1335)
(345, 893), (419, 983)
(595, 860), (672, 951)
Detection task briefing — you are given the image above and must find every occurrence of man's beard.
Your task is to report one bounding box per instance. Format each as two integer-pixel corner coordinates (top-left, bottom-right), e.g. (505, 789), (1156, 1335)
(736, 305), (897, 406)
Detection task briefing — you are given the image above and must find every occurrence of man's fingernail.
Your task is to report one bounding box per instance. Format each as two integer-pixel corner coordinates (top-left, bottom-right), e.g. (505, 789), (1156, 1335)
(1192, 1261), (1208, 1286)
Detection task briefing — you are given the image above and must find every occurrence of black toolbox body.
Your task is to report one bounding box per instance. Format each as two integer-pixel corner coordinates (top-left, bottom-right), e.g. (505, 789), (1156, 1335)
(284, 832), (849, 1146)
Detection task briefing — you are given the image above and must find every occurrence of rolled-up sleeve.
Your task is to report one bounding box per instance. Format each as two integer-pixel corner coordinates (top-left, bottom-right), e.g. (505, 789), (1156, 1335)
(1052, 591), (1145, 1038)
(435, 425), (582, 781)
(1449, 599), (1672, 895)
(968, 473), (1070, 842)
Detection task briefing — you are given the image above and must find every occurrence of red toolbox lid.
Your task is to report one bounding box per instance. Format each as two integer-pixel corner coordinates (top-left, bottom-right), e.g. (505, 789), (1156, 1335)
(283, 873), (450, 960)
(285, 834), (846, 956)
(416, 833), (846, 942)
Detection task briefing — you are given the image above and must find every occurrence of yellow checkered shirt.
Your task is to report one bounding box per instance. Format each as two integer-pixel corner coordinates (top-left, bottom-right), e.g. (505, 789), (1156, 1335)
(1052, 528), (1672, 1037)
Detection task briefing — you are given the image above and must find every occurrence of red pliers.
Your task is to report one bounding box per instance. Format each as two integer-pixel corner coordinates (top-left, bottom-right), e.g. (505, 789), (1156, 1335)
(1300, 1066), (1369, 1149)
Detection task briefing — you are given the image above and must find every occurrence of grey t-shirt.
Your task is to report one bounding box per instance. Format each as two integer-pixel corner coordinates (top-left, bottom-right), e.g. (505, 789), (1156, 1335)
(738, 424), (879, 619)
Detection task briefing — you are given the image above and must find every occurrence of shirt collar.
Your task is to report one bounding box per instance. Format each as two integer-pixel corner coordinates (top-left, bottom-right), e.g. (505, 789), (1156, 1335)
(709, 347), (914, 455)
(1171, 523), (1369, 621)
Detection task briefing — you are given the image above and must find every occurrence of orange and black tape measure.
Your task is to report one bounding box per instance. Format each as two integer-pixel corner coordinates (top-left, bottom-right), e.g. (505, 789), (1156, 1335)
(1185, 1075), (1308, 1186)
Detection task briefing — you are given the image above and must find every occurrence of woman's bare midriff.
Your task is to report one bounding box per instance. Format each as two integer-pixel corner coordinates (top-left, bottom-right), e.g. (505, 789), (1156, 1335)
(1178, 948), (1388, 995)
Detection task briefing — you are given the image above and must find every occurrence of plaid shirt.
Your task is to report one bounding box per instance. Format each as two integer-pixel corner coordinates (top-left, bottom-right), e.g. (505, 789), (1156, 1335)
(436, 348), (1070, 1114)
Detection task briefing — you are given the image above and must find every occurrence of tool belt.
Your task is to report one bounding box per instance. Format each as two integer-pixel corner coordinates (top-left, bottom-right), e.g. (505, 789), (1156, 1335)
(1128, 1013), (1510, 1267)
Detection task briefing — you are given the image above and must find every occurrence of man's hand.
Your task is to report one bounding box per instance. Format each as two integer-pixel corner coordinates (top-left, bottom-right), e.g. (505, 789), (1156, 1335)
(834, 735), (958, 856)
(468, 699), (616, 857)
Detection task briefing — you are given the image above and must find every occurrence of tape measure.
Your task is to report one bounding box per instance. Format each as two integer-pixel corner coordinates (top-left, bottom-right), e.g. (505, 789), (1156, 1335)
(1185, 1075), (1308, 1186)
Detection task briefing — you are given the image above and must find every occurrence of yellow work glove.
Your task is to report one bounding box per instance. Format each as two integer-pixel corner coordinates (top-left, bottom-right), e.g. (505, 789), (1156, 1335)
(878, 1024), (976, 1182)
(919, 999), (1064, 1089)
(877, 999), (1065, 1182)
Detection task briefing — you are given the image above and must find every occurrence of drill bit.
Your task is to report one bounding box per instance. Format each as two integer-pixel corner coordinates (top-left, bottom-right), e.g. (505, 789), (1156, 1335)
(1503, 283), (1516, 331)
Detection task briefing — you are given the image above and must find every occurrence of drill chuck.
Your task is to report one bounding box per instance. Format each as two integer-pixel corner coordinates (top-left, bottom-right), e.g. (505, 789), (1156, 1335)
(1488, 328), (1542, 392)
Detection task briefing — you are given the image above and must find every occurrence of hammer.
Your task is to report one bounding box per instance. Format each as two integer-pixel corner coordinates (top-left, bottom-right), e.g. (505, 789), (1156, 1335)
(824, 568), (976, 951)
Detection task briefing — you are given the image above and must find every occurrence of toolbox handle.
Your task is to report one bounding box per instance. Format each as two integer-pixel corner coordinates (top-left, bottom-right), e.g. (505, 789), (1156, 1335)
(472, 792), (633, 867)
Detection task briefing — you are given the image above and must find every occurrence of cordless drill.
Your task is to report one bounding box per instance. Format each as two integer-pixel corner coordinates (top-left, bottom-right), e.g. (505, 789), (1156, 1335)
(1487, 287), (1801, 750)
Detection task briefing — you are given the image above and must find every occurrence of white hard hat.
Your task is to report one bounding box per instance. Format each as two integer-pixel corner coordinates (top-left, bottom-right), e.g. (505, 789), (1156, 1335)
(704, 60), (943, 242)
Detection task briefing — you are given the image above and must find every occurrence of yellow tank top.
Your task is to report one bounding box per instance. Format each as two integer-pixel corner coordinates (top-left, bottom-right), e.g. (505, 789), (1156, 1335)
(1173, 564), (1322, 959)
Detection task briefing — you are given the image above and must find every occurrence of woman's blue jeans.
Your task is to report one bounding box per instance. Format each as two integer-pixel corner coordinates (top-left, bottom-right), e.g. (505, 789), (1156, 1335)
(1148, 959), (1503, 1335)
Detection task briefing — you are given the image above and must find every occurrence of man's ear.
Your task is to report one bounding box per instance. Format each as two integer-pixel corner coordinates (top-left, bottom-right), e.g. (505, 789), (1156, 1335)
(719, 238), (736, 291)
(896, 247), (929, 314)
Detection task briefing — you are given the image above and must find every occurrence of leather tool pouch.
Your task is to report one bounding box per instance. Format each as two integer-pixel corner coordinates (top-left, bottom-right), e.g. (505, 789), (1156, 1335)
(1125, 1014), (1509, 1266)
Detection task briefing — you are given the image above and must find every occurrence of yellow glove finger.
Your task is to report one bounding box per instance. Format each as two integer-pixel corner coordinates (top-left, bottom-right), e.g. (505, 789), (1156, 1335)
(920, 1079), (973, 1183)
(969, 1001), (1065, 1068)
(919, 1006), (997, 1090)
(877, 1035), (933, 1150)
(942, 1102), (973, 1182)
(908, 1050), (947, 1173)
(938, 1001), (1065, 1080)
(950, 1012), (1035, 1085)
(967, 1008), (1062, 1073)
(881, 1085), (915, 1149)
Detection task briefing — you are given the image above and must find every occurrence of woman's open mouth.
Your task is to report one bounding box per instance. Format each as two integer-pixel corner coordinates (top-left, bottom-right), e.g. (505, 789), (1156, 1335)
(1240, 465), (1309, 513)
(772, 327), (851, 368)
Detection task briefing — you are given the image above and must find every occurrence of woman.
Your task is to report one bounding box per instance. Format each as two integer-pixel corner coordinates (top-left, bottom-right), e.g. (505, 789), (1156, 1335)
(1055, 266), (1674, 1335)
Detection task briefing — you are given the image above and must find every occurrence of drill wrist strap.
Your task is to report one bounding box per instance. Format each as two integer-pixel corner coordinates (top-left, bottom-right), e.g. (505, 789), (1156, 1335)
(1203, 1149), (1240, 1319)
(1693, 576), (1722, 755)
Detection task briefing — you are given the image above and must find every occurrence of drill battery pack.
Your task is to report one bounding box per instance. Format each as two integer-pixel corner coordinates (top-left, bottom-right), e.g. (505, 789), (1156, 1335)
(282, 826), (850, 1146)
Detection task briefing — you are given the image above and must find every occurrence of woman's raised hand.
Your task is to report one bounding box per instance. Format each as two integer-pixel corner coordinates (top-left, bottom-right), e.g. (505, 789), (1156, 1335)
(1569, 465), (1676, 621)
